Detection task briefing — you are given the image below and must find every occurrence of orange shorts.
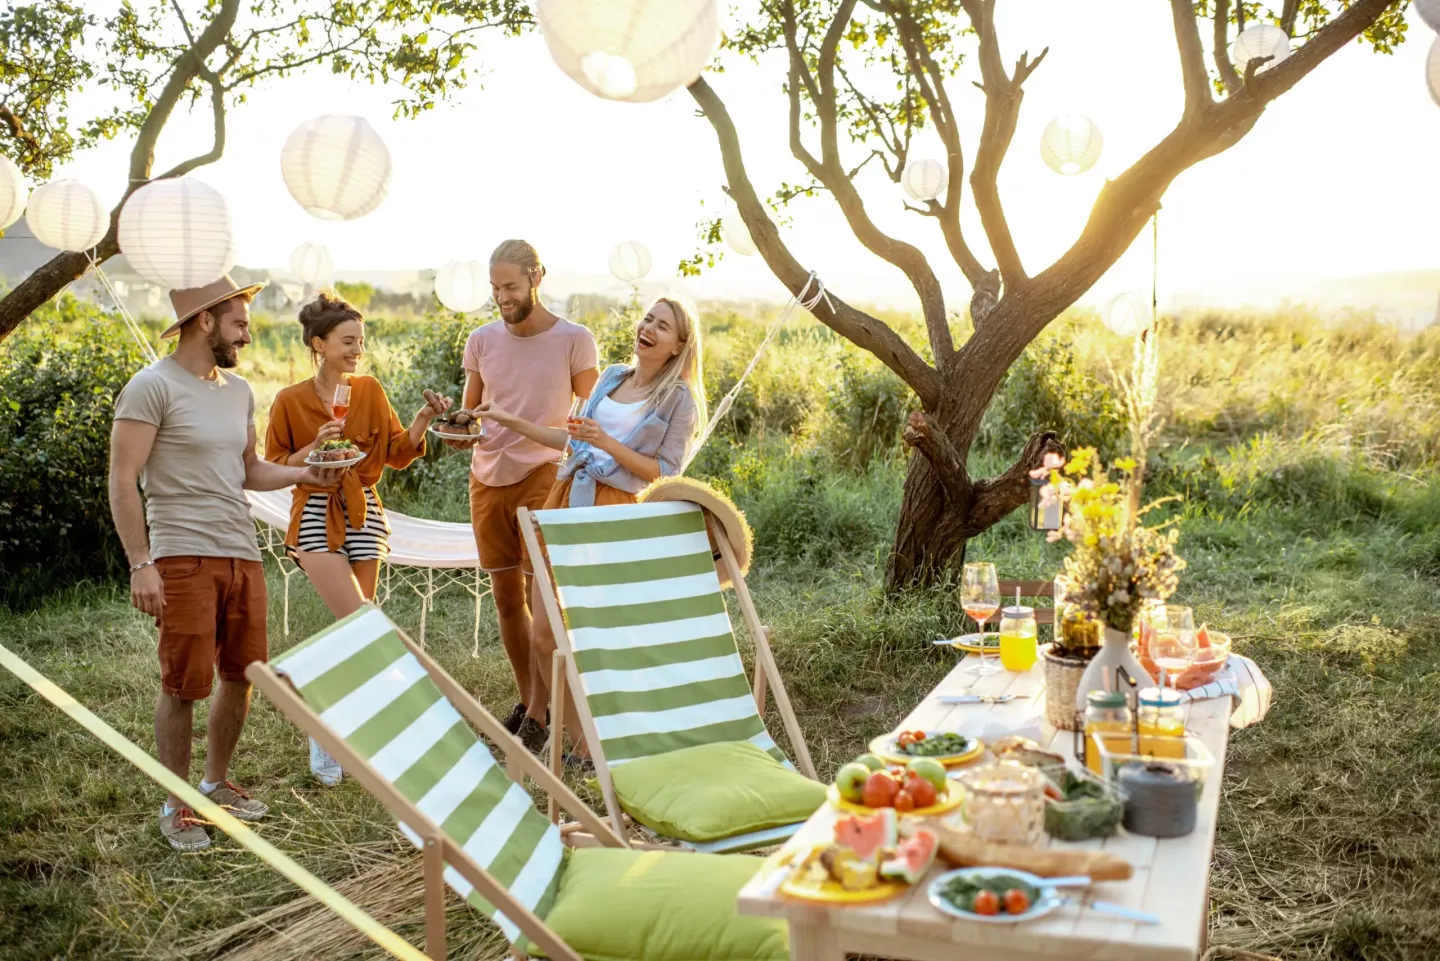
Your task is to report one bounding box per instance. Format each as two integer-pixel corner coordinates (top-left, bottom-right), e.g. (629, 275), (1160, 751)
(540, 477), (639, 511)
(155, 556), (268, 700)
(469, 463), (560, 573)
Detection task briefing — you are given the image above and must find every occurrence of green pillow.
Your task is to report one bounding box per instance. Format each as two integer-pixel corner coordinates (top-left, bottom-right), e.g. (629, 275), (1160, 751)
(536, 847), (788, 961)
(609, 740), (827, 843)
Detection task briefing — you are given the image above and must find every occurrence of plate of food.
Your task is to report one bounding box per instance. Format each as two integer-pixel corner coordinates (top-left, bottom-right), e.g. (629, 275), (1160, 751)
(428, 408), (485, 444)
(927, 867), (1054, 924)
(950, 632), (1001, 654)
(777, 811), (937, 904)
(305, 439), (364, 468)
(868, 730), (985, 767)
(828, 753), (964, 816)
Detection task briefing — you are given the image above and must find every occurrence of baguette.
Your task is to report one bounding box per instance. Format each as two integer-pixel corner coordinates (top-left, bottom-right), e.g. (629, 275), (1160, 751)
(903, 818), (1133, 881)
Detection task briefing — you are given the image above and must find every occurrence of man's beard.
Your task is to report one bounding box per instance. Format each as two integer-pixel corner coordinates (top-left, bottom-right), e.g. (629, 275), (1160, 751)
(209, 330), (240, 368)
(501, 295), (535, 326)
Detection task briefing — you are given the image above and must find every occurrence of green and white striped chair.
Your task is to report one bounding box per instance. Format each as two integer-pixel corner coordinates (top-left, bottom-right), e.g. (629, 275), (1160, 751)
(521, 500), (826, 854)
(248, 606), (788, 961)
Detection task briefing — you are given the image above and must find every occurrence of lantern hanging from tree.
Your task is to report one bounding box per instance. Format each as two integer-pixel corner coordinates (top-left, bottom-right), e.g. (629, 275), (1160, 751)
(290, 242), (334, 286)
(1103, 291), (1150, 338)
(0, 156), (27, 231)
(280, 115), (392, 221)
(723, 211), (757, 257)
(434, 260), (489, 313)
(118, 177), (236, 289)
(1040, 115), (1103, 176)
(1417, 0), (1440, 32)
(608, 240), (652, 283)
(1231, 24), (1291, 74)
(1428, 36), (1440, 108)
(26, 180), (108, 252)
(901, 158), (947, 202)
(534, 0), (721, 103)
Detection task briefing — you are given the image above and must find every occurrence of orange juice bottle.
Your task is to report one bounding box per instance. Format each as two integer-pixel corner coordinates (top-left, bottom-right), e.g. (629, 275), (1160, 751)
(998, 605), (1038, 672)
(1083, 691), (1132, 775)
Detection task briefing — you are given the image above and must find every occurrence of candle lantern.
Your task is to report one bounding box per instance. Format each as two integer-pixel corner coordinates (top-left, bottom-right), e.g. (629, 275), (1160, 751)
(1029, 475), (1062, 531)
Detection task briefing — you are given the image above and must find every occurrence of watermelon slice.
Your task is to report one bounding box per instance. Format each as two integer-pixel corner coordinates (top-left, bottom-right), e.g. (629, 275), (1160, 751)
(1197, 624), (1211, 648)
(833, 809), (898, 863)
(879, 827), (938, 884)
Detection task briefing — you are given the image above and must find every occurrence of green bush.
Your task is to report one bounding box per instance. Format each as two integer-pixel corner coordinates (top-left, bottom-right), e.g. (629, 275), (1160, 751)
(0, 301), (148, 606)
(375, 312), (474, 505)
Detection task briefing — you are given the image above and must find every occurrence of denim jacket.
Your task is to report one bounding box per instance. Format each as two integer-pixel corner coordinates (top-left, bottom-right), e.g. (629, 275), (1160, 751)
(556, 364), (698, 507)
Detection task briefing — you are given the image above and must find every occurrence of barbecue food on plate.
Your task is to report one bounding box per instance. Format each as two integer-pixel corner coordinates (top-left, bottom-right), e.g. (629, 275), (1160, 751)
(310, 439), (359, 462)
(433, 408), (484, 436)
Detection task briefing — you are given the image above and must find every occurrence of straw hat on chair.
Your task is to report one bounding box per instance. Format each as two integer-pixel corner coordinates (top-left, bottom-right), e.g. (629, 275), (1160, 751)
(639, 477), (752, 588)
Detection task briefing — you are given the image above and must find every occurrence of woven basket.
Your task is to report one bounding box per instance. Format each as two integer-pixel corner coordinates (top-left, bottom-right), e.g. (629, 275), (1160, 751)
(1041, 644), (1087, 730)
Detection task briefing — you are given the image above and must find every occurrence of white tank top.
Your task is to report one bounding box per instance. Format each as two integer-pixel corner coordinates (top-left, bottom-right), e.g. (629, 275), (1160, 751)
(587, 395), (648, 472)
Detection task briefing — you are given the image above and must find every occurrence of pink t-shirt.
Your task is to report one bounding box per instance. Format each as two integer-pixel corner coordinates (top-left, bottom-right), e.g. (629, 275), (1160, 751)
(462, 317), (598, 487)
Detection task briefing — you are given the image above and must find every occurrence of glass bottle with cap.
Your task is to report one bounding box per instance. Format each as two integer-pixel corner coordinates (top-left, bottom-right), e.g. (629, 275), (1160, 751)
(1137, 686), (1186, 759)
(998, 604), (1038, 672)
(1083, 689), (1133, 775)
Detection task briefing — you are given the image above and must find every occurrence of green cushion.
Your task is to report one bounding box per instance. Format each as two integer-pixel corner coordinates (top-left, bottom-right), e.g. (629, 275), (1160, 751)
(537, 847), (788, 961)
(609, 740), (827, 843)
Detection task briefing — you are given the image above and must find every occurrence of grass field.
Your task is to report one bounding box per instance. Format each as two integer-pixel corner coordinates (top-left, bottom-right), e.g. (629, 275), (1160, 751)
(2, 304), (1439, 960)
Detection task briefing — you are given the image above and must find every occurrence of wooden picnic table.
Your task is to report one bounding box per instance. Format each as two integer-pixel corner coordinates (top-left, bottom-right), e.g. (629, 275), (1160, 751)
(737, 650), (1232, 961)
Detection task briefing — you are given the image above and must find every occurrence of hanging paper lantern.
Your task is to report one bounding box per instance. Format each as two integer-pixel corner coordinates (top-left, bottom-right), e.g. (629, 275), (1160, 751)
(434, 259), (489, 313)
(723, 211), (757, 257)
(901, 158), (947, 202)
(117, 177), (236, 289)
(608, 240), (652, 283)
(0, 155), (27, 231)
(535, 0), (721, 103)
(1103, 292), (1149, 337)
(1040, 115), (1103, 176)
(1428, 36), (1440, 108)
(280, 115), (391, 221)
(26, 180), (108, 252)
(1417, 0), (1440, 32)
(1231, 24), (1291, 74)
(290, 242), (334, 286)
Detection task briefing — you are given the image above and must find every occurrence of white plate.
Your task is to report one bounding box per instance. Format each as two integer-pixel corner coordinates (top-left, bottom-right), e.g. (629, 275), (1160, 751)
(305, 452), (365, 468)
(428, 423), (484, 444)
(927, 868), (1059, 924)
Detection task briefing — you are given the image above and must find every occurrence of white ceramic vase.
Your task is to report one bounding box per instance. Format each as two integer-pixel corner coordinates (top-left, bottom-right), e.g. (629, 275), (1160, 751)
(1073, 626), (1156, 711)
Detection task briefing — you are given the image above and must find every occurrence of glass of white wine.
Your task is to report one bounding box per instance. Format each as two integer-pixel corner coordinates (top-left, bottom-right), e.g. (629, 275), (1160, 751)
(1152, 603), (1198, 688)
(961, 561), (1001, 676)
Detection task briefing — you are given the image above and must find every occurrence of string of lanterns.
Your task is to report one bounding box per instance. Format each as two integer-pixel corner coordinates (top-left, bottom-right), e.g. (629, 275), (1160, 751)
(118, 177), (237, 289)
(434, 259), (490, 313)
(1040, 115), (1103, 177)
(901, 158), (947, 203)
(608, 240), (653, 284)
(26, 180), (109, 253)
(1230, 23), (1291, 74)
(0, 156), (27, 232)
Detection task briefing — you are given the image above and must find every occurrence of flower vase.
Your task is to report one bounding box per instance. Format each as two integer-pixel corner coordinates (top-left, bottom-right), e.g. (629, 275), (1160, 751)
(1073, 626), (1156, 712)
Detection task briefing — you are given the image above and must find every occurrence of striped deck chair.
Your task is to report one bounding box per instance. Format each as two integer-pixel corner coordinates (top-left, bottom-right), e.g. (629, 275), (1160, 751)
(520, 500), (826, 854)
(247, 606), (788, 961)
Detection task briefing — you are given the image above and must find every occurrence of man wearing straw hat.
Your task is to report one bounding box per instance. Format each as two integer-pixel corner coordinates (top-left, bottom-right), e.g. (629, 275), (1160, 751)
(109, 275), (343, 851)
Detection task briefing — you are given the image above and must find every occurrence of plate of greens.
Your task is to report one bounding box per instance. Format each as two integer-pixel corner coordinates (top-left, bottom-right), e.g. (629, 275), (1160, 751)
(927, 868), (1054, 924)
(869, 730), (983, 766)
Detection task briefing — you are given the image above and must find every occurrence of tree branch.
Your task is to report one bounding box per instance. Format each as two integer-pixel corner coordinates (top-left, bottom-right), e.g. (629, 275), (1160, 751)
(1280, 0), (1301, 36)
(1171, 0), (1212, 121)
(154, 70), (225, 180)
(902, 412), (970, 502)
(688, 77), (942, 409)
(965, 431), (1065, 535)
(1212, 0), (1244, 95)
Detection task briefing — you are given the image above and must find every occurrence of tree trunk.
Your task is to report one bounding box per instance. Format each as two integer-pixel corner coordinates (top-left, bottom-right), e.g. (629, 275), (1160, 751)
(886, 453), (970, 589)
(0, 236), (119, 342)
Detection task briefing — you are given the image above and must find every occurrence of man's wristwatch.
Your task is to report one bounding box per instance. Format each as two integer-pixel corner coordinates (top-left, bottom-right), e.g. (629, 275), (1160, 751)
(129, 560), (155, 574)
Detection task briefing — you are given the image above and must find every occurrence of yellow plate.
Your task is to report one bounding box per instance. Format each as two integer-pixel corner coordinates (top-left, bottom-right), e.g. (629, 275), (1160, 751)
(779, 847), (909, 904)
(826, 781), (965, 817)
(868, 732), (985, 768)
(950, 631), (1001, 654)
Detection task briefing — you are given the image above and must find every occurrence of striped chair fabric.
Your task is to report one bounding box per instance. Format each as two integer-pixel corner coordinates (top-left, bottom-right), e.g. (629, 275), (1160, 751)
(271, 607), (564, 944)
(535, 501), (786, 768)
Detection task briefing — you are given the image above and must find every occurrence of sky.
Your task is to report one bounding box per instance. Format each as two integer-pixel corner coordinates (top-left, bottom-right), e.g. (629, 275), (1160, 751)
(44, 1), (1440, 312)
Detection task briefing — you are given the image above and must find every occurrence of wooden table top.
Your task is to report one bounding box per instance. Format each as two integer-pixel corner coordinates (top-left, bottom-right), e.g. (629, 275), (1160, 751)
(737, 650), (1232, 961)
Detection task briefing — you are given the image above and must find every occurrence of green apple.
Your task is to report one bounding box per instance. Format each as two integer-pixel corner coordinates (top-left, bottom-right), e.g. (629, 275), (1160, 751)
(834, 762), (872, 803)
(906, 757), (948, 792)
(853, 753), (886, 772)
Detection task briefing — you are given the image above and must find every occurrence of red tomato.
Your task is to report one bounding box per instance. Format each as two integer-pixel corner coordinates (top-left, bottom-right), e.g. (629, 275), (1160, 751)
(1003, 889), (1031, 914)
(908, 777), (938, 809)
(910, 731), (927, 741)
(893, 789), (915, 813)
(973, 890), (1000, 916)
(862, 771), (899, 808)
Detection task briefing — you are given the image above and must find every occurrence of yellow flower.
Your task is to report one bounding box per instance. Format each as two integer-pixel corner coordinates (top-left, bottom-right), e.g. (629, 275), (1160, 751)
(1114, 457), (1137, 471)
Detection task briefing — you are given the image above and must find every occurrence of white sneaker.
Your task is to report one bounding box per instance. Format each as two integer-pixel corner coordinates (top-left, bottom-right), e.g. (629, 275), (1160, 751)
(309, 738), (343, 786)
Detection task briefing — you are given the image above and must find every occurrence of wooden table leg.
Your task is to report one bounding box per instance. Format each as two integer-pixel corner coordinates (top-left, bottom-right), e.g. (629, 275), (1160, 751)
(789, 921), (843, 961)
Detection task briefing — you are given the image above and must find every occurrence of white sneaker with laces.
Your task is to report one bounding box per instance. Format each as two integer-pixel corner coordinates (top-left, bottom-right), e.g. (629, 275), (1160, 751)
(309, 737), (343, 786)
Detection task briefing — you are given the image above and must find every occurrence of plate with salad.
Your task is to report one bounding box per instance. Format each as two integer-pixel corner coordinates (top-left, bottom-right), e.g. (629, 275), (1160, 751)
(927, 867), (1054, 924)
(868, 730), (984, 767)
(304, 439), (364, 468)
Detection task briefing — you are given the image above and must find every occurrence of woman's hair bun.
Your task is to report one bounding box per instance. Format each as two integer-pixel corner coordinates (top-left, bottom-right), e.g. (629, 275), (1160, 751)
(299, 292), (363, 352)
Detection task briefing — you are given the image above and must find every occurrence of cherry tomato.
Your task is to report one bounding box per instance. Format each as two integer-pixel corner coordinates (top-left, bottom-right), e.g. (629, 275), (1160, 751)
(1003, 888), (1031, 914)
(911, 731), (927, 741)
(972, 890), (1000, 916)
(892, 789), (915, 812)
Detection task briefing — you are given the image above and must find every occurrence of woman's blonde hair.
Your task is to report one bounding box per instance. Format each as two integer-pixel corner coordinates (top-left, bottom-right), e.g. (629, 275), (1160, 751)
(637, 296), (707, 438)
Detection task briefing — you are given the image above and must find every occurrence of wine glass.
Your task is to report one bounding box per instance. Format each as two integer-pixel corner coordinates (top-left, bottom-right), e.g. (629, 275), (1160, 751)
(961, 561), (1001, 676)
(562, 396), (586, 462)
(331, 383), (352, 421)
(1152, 604), (1198, 688)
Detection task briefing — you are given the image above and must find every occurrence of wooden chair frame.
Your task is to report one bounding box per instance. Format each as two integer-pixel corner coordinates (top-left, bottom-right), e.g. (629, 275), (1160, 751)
(519, 506), (819, 843)
(246, 617), (628, 961)
(998, 579), (1055, 626)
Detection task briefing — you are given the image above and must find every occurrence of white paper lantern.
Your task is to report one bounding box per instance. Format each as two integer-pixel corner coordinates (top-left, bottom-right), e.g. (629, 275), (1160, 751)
(0, 155), (27, 231)
(280, 115), (391, 221)
(26, 180), (108, 252)
(608, 240), (652, 283)
(1231, 24), (1291, 74)
(1040, 115), (1103, 176)
(1417, 0), (1440, 32)
(902, 158), (947, 202)
(723, 211), (757, 257)
(1103, 292), (1150, 337)
(1428, 36), (1440, 108)
(117, 177), (236, 289)
(535, 0), (721, 103)
(434, 259), (489, 313)
(290, 242), (334, 286)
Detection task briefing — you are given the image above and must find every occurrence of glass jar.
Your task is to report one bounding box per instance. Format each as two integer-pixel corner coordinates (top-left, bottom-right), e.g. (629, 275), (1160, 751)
(1137, 686), (1186, 759)
(998, 604), (1038, 672)
(1083, 690), (1133, 774)
(960, 760), (1045, 846)
(1055, 575), (1101, 657)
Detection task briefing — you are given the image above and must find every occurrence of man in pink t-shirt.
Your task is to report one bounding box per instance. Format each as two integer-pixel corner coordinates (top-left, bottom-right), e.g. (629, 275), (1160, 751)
(460, 239), (598, 749)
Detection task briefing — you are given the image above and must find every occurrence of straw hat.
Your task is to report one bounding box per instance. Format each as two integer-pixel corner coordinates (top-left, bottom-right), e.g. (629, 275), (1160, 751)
(163, 274), (266, 338)
(639, 476), (753, 587)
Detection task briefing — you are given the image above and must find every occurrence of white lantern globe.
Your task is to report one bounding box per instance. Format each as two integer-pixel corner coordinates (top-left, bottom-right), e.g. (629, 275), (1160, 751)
(434, 260), (490, 313)
(1103, 292), (1150, 337)
(723, 211), (757, 257)
(1417, 0), (1440, 32)
(1428, 36), (1440, 108)
(118, 177), (236, 289)
(902, 158), (947, 202)
(0, 155), (27, 231)
(290, 242), (334, 286)
(280, 115), (392, 221)
(535, 0), (721, 103)
(1230, 24), (1290, 74)
(26, 180), (108, 252)
(608, 240), (652, 283)
(1040, 115), (1103, 176)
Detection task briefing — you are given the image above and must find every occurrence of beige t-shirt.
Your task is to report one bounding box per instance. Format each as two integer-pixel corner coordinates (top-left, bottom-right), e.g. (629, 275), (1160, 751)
(113, 356), (261, 561)
(462, 317), (598, 487)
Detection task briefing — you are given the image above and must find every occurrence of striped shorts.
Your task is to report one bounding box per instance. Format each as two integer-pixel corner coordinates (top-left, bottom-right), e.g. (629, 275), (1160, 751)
(290, 488), (391, 562)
